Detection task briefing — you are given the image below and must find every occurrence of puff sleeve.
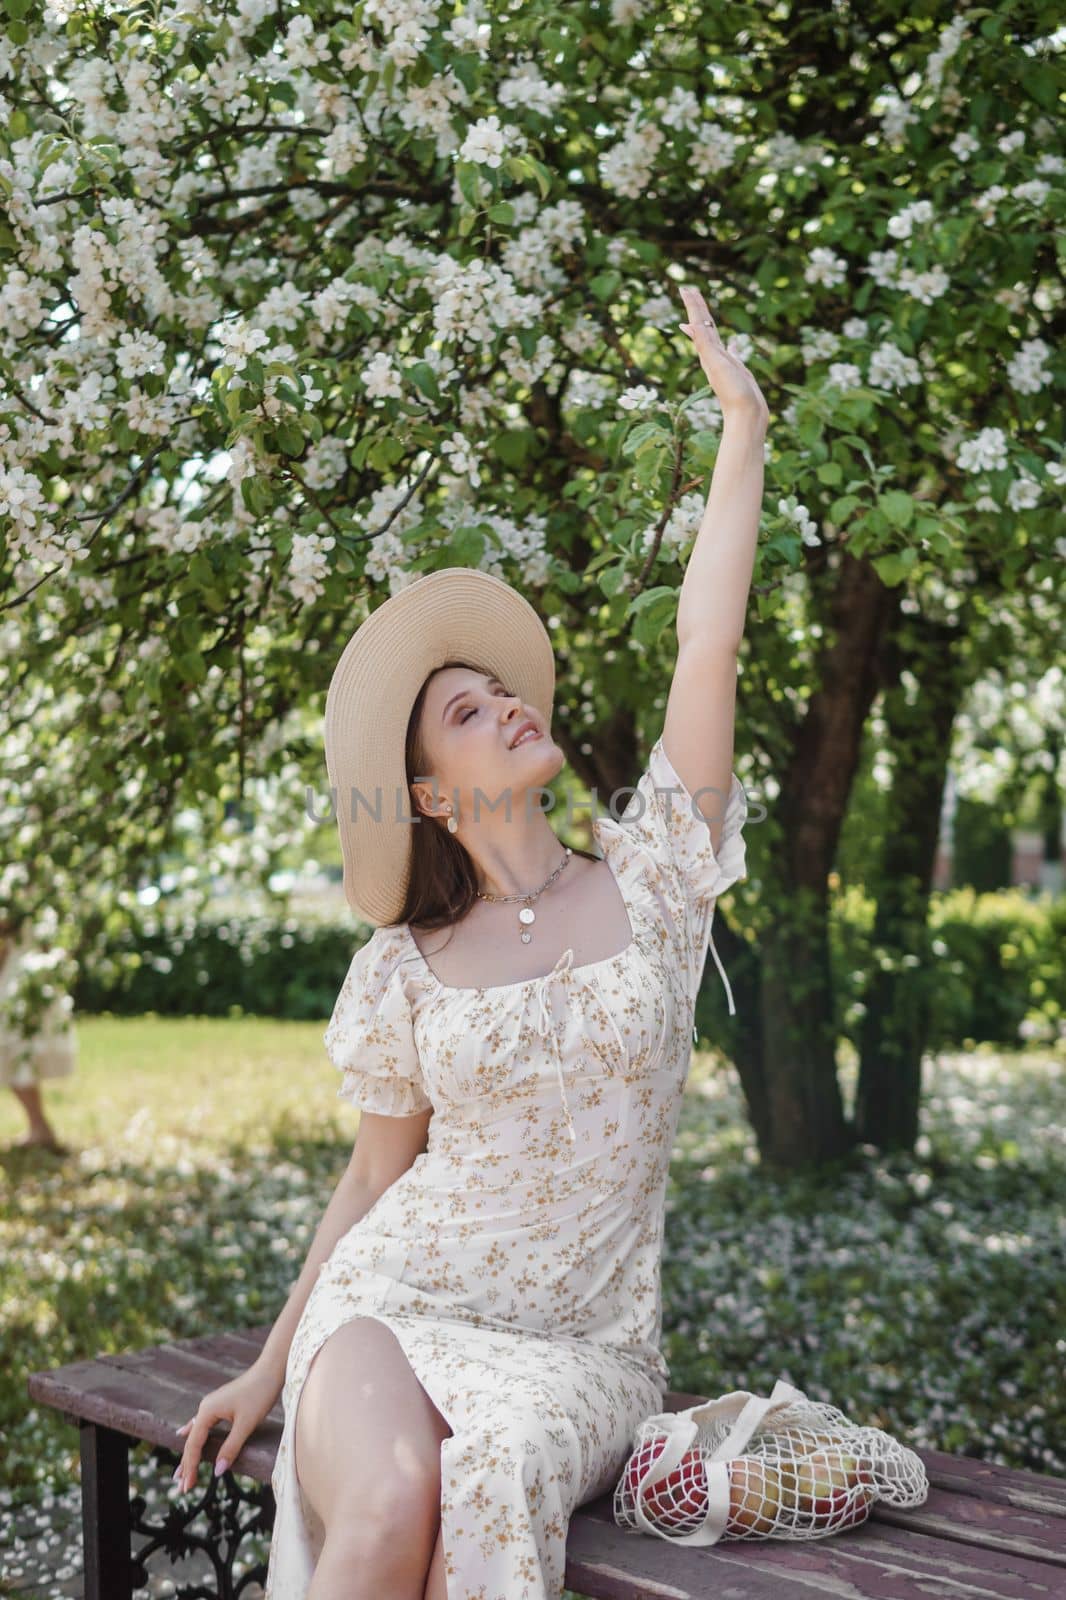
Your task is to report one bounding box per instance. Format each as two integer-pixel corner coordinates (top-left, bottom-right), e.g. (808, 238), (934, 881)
(324, 927), (433, 1116)
(617, 734), (749, 1015)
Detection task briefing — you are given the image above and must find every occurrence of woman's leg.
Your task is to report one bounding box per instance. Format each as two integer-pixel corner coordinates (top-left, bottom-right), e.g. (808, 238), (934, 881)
(9, 1085), (63, 1148)
(422, 1527), (447, 1600)
(296, 1316), (451, 1600)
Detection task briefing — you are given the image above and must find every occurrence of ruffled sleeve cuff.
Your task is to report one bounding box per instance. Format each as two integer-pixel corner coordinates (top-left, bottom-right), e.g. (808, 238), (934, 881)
(643, 735), (749, 906)
(324, 927), (433, 1117)
(606, 734), (749, 1018)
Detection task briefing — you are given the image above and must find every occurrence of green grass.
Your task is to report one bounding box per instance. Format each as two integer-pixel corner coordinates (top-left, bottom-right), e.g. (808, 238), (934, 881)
(2, 1018), (1064, 1597)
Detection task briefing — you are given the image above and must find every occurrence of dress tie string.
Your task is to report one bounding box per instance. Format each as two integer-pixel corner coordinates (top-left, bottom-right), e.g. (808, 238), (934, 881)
(708, 926), (736, 1017)
(530, 946), (630, 1150)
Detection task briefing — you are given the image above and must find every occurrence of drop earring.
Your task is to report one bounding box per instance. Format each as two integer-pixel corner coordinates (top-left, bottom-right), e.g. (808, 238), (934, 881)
(446, 809), (458, 834)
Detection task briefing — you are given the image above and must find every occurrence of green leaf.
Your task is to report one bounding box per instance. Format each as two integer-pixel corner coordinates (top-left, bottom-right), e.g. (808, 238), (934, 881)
(367, 434), (406, 469)
(451, 53), (479, 93)
(450, 524), (487, 564)
(527, 157), (553, 198)
(492, 430), (534, 467)
(687, 429), (721, 465)
(598, 562), (630, 598)
(456, 162), (482, 208)
(872, 550), (916, 586)
(588, 270), (622, 302)
(829, 493), (863, 523)
(633, 448), (666, 488)
(623, 421), (670, 458)
(628, 585), (677, 645)
(878, 490), (915, 529)
(817, 461), (843, 486)
(275, 421), (304, 457)
(405, 362), (441, 401)
(487, 202), (515, 225)
(241, 475), (275, 516)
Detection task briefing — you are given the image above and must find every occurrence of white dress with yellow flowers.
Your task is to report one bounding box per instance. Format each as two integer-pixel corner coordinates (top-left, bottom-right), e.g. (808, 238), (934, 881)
(264, 735), (749, 1600)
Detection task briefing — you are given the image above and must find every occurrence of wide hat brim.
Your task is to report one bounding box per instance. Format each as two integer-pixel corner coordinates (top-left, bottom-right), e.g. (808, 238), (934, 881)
(324, 567), (556, 927)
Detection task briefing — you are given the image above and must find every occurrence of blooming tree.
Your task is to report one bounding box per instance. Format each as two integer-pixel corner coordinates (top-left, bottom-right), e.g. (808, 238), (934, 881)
(0, 0), (1062, 1165)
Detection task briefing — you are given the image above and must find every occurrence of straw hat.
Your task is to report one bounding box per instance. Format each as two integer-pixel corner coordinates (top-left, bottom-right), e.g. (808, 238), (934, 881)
(324, 567), (556, 926)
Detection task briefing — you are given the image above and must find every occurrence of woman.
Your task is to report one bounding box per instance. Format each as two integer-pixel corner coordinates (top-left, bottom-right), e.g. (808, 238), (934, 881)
(0, 914), (75, 1155)
(173, 285), (769, 1600)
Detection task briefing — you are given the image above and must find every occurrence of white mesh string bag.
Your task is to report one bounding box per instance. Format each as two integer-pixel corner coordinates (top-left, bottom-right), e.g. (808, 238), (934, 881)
(613, 1377), (929, 1545)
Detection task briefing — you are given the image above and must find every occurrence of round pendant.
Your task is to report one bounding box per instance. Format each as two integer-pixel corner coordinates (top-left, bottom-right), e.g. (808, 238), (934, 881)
(519, 907), (535, 925)
(521, 931), (532, 944)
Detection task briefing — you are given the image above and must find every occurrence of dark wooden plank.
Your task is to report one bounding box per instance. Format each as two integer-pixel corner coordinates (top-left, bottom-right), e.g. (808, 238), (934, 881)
(920, 1450), (1066, 1516)
(871, 1481), (1066, 1567)
(210, 1326), (272, 1359)
(102, 1345), (286, 1431)
(27, 1357), (282, 1482)
(574, 1492), (1066, 1598)
(567, 1512), (786, 1599)
(107, 1341), (263, 1396)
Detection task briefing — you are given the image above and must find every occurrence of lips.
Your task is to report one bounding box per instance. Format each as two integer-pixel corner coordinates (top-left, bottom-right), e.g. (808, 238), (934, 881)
(509, 720), (541, 750)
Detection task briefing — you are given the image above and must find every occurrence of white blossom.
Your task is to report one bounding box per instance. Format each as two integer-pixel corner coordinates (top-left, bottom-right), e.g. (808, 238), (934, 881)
(288, 530), (335, 604)
(804, 247), (848, 288)
(619, 385), (661, 413)
(1006, 337), (1052, 396)
(956, 427), (1009, 473)
(459, 113), (516, 168)
(361, 351), (403, 399)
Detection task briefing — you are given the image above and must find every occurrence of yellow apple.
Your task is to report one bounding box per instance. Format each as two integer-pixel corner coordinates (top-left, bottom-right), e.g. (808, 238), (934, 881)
(778, 1447), (875, 1529)
(725, 1455), (783, 1537)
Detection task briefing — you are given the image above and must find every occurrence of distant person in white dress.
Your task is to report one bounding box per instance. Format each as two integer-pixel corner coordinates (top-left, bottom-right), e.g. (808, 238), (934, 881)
(0, 914), (75, 1154)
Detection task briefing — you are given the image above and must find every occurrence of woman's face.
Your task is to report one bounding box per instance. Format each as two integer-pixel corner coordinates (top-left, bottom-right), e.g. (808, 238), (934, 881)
(412, 666), (563, 823)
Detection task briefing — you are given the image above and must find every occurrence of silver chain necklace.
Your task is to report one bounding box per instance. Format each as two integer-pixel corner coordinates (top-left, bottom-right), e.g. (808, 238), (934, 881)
(476, 848), (573, 944)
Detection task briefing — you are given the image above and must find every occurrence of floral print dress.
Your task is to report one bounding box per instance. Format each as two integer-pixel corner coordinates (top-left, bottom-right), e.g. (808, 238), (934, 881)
(264, 735), (749, 1600)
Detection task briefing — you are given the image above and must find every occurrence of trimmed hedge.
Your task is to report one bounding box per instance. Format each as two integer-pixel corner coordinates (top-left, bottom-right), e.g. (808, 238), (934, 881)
(73, 889), (1064, 1052)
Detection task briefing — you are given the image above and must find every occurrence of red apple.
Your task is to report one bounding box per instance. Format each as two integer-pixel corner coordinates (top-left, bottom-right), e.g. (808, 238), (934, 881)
(623, 1435), (709, 1532)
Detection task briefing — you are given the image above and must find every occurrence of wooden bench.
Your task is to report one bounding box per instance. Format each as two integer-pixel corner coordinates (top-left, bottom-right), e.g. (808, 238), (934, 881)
(28, 1326), (1066, 1599)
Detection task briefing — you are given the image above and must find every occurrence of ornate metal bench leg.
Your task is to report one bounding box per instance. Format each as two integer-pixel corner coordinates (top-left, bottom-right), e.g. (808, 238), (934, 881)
(80, 1420), (134, 1600)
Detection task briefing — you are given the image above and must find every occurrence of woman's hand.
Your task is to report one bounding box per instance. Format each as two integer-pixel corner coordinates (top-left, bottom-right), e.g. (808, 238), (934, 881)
(171, 1361), (284, 1493)
(678, 284), (769, 425)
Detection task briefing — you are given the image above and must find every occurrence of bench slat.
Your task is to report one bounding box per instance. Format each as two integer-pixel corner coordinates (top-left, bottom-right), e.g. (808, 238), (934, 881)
(918, 1449), (1066, 1516)
(573, 1494), (1066, 1597)
(871, 1482), (1066, 1567)
(27, 1357), (282, 1482)
(29, 1339), (1066, 1600)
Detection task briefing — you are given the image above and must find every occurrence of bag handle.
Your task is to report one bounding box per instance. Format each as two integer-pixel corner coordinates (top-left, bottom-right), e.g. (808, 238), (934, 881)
(631, 1379), (805, 1546)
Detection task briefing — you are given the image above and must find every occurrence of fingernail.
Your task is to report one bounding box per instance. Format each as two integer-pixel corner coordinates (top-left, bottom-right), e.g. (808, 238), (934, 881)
(215, 1457), (229, 1476)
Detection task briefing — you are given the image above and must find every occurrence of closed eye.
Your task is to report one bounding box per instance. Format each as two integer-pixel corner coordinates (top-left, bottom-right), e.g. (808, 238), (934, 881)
(460, 686), (512, 724)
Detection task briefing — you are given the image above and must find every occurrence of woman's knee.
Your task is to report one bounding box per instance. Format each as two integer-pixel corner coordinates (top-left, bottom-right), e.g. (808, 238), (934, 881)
(294, 1317), (448, 1536)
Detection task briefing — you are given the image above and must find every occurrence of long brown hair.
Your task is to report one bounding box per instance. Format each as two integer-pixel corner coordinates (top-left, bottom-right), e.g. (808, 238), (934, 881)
(393, 659), (599, 940)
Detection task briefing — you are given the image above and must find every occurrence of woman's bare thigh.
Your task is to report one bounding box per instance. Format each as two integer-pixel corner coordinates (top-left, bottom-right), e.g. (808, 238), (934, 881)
(294, 1316), (453, 1534)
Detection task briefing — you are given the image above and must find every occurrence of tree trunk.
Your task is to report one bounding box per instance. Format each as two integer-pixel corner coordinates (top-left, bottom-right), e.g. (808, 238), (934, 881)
(731, 551), (903, 1171)
(854, 612), (968, 1150)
